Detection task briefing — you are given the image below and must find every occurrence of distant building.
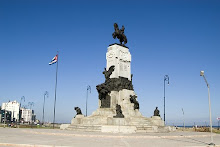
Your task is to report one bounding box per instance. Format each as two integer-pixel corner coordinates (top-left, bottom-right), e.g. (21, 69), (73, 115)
(1, 100), (37, 124)
(20, 108), (33, 123)
(0, 109), (12, 123)
(1, 101), (20, 122)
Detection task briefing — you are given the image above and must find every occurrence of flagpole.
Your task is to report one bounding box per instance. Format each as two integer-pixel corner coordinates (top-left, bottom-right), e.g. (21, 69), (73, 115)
(53, 52), (59, 129)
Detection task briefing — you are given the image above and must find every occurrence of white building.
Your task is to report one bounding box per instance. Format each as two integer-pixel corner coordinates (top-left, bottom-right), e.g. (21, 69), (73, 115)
(20, 108), (33, 123)
(1, 101), (20, 122)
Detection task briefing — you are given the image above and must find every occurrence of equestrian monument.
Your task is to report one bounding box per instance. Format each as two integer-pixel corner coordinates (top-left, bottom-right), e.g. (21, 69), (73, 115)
(63, 23), (174, 133)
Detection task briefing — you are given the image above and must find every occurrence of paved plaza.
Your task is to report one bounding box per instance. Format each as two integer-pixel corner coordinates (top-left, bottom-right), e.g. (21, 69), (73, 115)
(0, 128), (220, 147)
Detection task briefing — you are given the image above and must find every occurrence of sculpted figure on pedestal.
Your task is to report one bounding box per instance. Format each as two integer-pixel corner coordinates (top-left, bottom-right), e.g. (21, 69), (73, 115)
(103, 66), (115, 81)
(112, 23), (127, 46)
(74, 107), (82, 115)
(96, 66), (115, 108)
(154, 107), (160, 117)
(130, 95), (139, 110)
(113, 104), (124, 118)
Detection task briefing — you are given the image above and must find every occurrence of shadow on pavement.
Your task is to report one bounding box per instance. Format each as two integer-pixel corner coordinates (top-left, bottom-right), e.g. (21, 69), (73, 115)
(161, 137), (209, 146)
(186, 138), (210, 145)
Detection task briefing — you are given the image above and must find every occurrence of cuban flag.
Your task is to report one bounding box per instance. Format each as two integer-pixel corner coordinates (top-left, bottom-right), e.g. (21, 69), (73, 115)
(49, 54), (58, 65)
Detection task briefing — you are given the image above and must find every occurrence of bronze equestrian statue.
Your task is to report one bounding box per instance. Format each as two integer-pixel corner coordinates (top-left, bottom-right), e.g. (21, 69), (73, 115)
(112, 23), (127, 46)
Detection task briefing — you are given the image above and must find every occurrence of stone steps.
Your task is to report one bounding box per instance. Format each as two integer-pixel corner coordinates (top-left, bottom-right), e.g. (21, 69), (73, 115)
(129, 118), (152, 126)
(136, 126), (156, 133)
(67, 125), (102, 132)
(66, 124), (169, 133)
(130, 121), (151, 125)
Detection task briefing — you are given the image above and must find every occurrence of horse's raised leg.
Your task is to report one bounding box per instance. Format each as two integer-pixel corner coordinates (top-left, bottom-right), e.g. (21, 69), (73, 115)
(112, 32), (116, 39)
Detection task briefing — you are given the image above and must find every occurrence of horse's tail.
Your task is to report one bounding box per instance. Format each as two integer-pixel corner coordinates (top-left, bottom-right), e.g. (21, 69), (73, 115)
(124, 36), (127, 44)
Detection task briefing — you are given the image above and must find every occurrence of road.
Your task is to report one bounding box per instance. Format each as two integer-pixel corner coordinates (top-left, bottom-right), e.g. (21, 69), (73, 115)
(0, 128), (219, 147)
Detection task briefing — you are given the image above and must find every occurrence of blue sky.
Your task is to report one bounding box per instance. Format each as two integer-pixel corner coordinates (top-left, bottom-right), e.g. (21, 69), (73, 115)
(0, 0), (220, 126)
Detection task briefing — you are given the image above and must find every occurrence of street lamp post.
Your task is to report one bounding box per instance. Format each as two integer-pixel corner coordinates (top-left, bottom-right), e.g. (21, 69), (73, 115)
(20, 96), (25, 107)
(42, 91), (49, 125)
(28, 102), (34, 110)
(19, 96), (25, 123)
(86, 85), (91, 117)
(28, 102), (34, 127)
(182, 108), (185, 131)
(200, 71), (215, 146)
(164, 75), (169, 123)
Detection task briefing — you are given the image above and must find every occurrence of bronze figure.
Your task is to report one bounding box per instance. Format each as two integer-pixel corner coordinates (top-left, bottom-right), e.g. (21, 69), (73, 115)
(154, 107), (160, 117)
(113, 104), (124, 118)
(74, 107), (82, 115)
(130, 95), (139, 110)
(112, 23), (127, 45)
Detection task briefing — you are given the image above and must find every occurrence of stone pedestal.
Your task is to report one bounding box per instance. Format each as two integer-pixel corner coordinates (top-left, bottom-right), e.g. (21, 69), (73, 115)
(106, 44), (131, 80)
(71, 115), (84, 124)
(151, 116), (165, 126)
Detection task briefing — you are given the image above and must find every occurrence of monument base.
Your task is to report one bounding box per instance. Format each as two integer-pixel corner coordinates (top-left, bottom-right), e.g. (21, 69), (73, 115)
(63, 89), (173, 133)
(62, 44), (175, 133)
(63, 114), (174, 133)
(64, 124), (175, 133)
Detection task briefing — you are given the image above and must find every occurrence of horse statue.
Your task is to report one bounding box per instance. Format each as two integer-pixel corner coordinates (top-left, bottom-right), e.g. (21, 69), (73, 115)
(112, 23), (127, 46)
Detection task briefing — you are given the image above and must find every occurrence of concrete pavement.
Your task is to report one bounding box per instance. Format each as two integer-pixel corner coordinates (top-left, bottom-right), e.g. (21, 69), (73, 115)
(0, 128), (220, 147)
